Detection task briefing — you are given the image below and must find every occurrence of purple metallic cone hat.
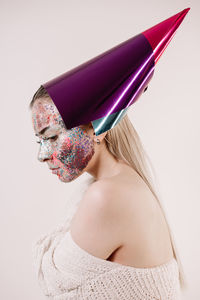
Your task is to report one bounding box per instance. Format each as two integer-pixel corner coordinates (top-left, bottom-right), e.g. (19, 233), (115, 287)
(42, 8), (190, 136)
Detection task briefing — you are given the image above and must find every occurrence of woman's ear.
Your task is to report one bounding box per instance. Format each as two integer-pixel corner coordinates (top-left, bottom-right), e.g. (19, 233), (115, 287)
(93, 130), (108, 142)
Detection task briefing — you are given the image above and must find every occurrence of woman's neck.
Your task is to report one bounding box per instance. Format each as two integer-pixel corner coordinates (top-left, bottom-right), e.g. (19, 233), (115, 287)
(86, 143), (123, 181)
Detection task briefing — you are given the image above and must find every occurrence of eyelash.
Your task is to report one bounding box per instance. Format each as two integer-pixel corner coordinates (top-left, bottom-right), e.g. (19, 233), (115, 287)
(36, 135), (58, 144)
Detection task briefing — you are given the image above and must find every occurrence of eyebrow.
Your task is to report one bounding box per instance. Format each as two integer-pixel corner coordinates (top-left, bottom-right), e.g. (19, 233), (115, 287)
(35, 126), (50, 136)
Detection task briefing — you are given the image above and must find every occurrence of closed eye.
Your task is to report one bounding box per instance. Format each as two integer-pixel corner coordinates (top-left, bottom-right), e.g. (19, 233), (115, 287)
(49, 135), (58, 141)
(36, 135), (58, 143)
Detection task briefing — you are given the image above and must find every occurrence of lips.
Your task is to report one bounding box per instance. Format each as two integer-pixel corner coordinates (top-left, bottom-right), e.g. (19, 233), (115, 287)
(51, 168), (60, 175)
(49, 165), (59, 170)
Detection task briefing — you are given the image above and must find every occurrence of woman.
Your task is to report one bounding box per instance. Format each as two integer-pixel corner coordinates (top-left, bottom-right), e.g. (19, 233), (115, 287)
(30, 8), (190, 298)
(30, 86), (186, 299)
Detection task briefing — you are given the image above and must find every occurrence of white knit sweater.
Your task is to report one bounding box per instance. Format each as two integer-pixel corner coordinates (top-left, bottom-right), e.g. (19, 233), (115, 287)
(32, 206), (181, 300)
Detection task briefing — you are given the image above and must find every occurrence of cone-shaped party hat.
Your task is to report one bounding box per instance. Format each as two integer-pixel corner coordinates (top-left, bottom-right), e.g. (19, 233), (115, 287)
(42, 8), (190, 136)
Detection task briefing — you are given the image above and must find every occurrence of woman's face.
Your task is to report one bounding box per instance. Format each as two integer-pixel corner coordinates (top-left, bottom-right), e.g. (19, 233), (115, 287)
(31, 98), (95, 182)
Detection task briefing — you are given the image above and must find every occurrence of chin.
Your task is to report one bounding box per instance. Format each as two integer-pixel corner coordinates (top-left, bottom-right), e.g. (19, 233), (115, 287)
(58, 173), (81, 183)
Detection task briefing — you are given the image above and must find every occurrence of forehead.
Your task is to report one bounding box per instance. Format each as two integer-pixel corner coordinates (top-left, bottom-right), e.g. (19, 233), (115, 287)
(31, 98), (62, 133)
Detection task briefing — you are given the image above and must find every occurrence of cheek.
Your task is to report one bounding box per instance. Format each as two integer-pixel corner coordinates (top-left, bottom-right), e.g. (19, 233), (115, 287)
(50, 139), (71, 165)
(57, 134), (95, 169)
(72, 139), (95, 169)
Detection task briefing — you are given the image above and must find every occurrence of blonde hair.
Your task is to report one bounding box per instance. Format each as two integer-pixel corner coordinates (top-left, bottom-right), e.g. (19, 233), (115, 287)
(29, 85), (187, 290)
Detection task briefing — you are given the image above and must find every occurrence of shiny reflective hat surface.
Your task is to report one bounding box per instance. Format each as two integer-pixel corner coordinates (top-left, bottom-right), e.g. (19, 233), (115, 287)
(42, 8), (190, 136)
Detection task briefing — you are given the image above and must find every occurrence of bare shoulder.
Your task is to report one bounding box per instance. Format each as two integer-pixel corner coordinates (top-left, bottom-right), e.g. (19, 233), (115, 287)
(69, 177), (128, 260)
(70, 165), (174, 267)
(70, 164), (158, 241)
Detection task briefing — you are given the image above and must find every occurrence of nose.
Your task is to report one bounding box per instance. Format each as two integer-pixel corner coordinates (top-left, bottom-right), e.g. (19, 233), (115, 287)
(37, 141), (53, 162)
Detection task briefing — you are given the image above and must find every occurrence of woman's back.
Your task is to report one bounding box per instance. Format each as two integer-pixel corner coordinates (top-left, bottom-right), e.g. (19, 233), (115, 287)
(106, 164), (174, 267)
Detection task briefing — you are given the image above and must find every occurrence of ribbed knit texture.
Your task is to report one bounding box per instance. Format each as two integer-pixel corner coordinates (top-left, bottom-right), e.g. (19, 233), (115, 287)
(32, 205), (181, 300)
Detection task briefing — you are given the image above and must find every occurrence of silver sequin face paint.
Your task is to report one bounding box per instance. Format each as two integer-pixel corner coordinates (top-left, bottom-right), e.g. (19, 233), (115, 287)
(31, 99), (95, 182)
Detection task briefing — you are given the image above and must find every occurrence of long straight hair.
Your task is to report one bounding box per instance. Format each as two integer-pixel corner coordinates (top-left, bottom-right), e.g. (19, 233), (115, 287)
(29, 85), (187, 290)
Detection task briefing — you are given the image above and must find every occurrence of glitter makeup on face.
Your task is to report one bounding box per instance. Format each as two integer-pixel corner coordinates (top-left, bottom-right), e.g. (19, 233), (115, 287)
(31, 99), (95, 182)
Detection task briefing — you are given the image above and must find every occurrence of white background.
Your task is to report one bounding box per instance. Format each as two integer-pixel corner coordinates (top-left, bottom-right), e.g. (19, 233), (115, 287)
(1, 0), (199, 299)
